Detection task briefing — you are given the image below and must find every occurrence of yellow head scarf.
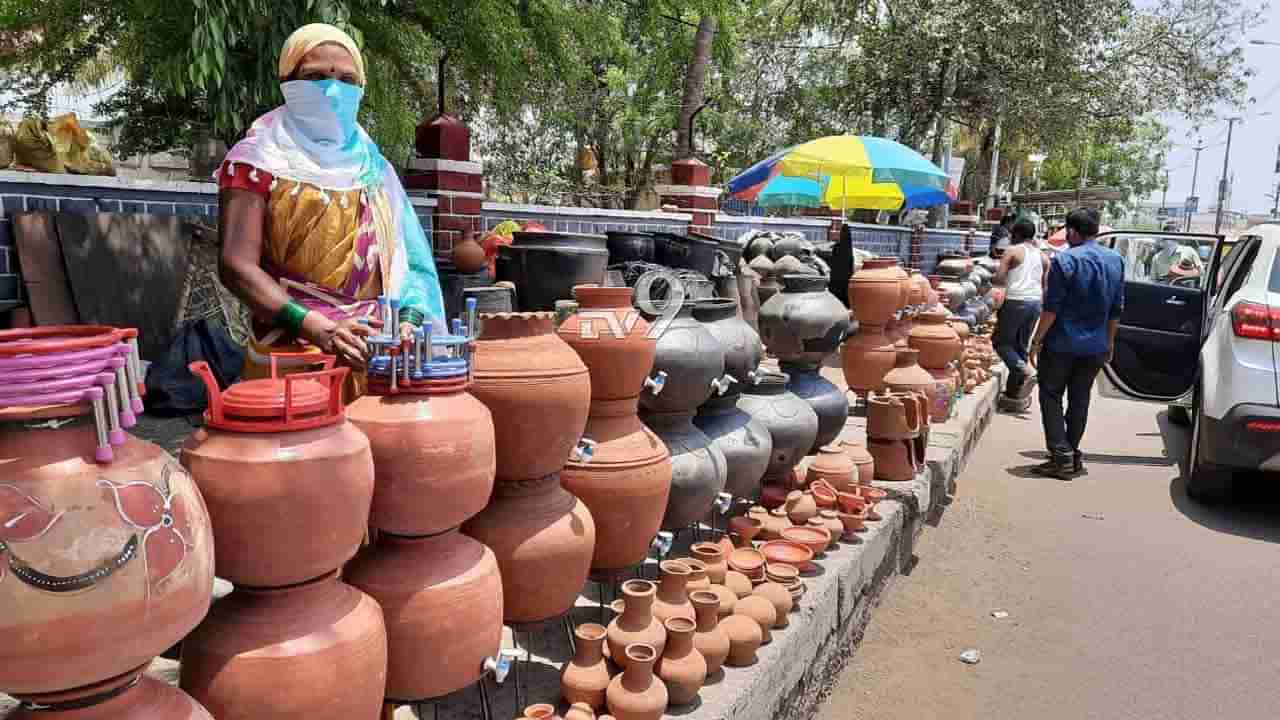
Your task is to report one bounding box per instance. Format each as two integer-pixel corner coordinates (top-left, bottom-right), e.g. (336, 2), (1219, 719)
(278, 23), (366, 86)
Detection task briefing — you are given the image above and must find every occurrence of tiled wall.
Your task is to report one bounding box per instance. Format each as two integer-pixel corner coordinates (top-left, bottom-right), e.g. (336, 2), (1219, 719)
(480, 202), (692, 236)
(710, 216), (831, 246)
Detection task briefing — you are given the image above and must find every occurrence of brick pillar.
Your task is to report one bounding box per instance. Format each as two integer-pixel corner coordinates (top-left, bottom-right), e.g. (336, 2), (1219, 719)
(657, 158), (721, 233)
(963, 229), (975, 255)
(908, 224), (925, 269)
(800, 207), (843, 242)
(403, 114), (484, 259)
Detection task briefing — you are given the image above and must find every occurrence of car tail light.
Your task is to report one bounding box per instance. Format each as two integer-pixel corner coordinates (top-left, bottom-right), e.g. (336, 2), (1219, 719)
(1231, 302), (1280, 341)
(1246, 420), (1280, 433)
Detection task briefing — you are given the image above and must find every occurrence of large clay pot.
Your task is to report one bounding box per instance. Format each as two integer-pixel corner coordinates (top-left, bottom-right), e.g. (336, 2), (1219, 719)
(472, 312), (591, 482)
(693, 395), (771, 501)
(347, 389), (495, 536)
(842, 440), (875, 486)
(656, 617), (706, 705)
(606, 580), (667, 666)
(689, 590), (730, 674)
(179, 572), (388, 720)
(720, 615), (763, 667)
(758, 275), (851, 365)
(0, 424), (215, 696)
(694, 298), (763, 389)
(453, 231), (488, 274)
(884, 349), (938, 415)
(848, 258), (901, 326)
(344, 530), (502, 702)
(840, 324), (897, 394)
(641, 412), (727, 531)
(464, 474), (595, 623)
(733, 595), (777, 644)
(605, 644), (667, 720)
(866, 392), (924, 441)
(736, 372), (819, 484)
(908, 310), (962, 370)
(652, 560), (696, 624)
(753, 582), (794, 628)
(891, 261), (912, 310)
(806, 444), (855, 490)
(561, 623), (613, 710)
(638, 303), (726, 414)
(781, 363), (849, 453)
(559, 286), (655, 401)
(868, 438), (916, 481)
(3, 670), (213, 720)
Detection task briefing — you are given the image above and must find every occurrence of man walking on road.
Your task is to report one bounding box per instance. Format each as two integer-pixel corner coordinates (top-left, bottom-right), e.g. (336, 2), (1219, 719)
(1028, 208), (1125, 480)
(993, 217), (1049, 401)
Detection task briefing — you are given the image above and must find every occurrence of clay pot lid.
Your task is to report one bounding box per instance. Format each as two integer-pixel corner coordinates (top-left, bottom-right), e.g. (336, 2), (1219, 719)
(759, 540), (814, 567)
(193, 356), (347, 433)
(727, 547), (766, 574)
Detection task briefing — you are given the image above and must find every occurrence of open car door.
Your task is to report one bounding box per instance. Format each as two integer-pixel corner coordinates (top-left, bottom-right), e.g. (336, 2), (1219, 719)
(1096, 231), (1223, 403)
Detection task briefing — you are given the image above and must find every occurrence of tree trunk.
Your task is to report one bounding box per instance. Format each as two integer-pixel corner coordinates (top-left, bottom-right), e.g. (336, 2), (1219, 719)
(675, 14), (718, 159)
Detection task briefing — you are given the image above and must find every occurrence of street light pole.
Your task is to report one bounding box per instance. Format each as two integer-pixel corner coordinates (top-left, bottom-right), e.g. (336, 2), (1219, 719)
(1215, 118), (1238, 234)
(1187, 143), (1205, 232)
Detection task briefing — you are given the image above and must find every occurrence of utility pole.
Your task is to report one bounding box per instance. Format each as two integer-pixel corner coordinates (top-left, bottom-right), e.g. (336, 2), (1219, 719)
(1215, 118), (1238, 235)
(1272, 178), (1280, 218)
(1186, 142), (1206, 232)
(987, 116), (1003, 212)
(1161, 170), (1169, 213)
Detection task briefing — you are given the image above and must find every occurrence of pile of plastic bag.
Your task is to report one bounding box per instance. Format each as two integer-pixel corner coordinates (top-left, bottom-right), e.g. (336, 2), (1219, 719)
(9, 113), (115, 176)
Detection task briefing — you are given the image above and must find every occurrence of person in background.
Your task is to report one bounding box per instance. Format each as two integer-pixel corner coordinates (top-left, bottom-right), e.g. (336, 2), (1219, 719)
(993, 218), (1049, 401)
(1028, 208), (1125, 480)
(989, 213), (1015, 257)
(1147, 238), (1203, 283)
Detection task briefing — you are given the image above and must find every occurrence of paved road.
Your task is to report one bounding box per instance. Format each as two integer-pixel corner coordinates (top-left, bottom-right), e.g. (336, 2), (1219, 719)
(819, 391), (1280, 720)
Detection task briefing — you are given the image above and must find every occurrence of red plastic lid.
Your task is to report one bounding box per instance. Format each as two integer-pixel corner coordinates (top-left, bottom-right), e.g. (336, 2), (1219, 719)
(190, 353), (348, 433)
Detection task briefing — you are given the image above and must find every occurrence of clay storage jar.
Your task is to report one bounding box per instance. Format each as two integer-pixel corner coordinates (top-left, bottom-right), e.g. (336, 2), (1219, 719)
(720, 615), (764, 667)
(781, 362), (849, 453)
(560, 286), (673, 571)
(641, 410), (727, 530)
(737, 372), (819, 485)
(758, 274), (852, 366)
(471, 312), (592, 482)
(652, 560), (696, 624)
(638, 302), (727, 415)
(344, 529), (503, 702)
(908, 309), (962, 370)
(693, 298), (763, 389)
(840, 323), (897, 395)
(733, 595), (778, 644)
(806, 443), (856, 490)
(693, 393), (772, 502)
(849, 257), (903, 326)
(10, 669), (215, 720)
(606, 644), (668, 720)
(689, 590), (731, 675)
(0, 325), (216, 705)
(179, 571), (388, 720)
(656, 617), (707, 706)
(561, 623), (614, 710)
(690, 542), (728, 584)
(607, 580), (668, 666)
(891, 261), (912, 311)
(842, 440), (876, 485)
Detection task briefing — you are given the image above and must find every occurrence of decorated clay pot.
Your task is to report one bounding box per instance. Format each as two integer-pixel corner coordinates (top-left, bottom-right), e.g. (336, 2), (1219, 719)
(179, 572), (388, 720)
(733, 595), (777, 643)
(689, 590), (730, 675)
(784, 490), (818, 525)
(926, 366), (959, 423)
(908, 310), (962, 370)
(607, 580), (667, 666)
(759, 275), (851, 365)
(344, 529), (502, 702)
(641, 411), (727, 530)
(720, 615), (763, 667)
(752, 582), (794, 628)
(848, 258), (902, 326)
(866, 391), (924, 441)
(691, 542), (728, 585)
(462, 474), (596, 623)
(561, 623), (613, 710)
(843, 441), (875, 485)
(736, 372), (819, 484)
(694, 298), (763, 390)
(693, 395), (771, 501)
(656, 617), (706, 705)
(453, 231), (488, 274)
(652, 560), (696, 624)
(472, 312), (591, 482)
(4, 670), (213, 720)
(606, 644), (668, 720)
(638, 303), (726, 414)
(559, 286), (655, 402)
(868, 438), (916, 481)
(781, 362), (849, 453)
(840, 324), (897, 394)
(806, 444), (855, 490)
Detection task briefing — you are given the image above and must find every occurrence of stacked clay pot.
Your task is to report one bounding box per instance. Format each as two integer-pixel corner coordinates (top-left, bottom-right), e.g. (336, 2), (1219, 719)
(343, 333), (503, 704)
(865, 390), (926, 482)
(0, 326), (216, 718)
(464, 312), (596, 623)
(181, 355), (387, 720)
(841, 257), (910, 398)
(758, 274), (852, 367)
(560, 286), (673, 570)
(908, 310), (962, 423)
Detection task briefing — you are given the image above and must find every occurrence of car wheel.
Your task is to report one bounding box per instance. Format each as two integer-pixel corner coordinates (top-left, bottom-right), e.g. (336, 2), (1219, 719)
(1186, 382), (1231, 503)
(1167, 405), (1191, 426)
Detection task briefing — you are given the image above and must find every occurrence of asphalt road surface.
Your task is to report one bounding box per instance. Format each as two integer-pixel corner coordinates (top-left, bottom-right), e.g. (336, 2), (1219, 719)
(818, 391), (1280, 720)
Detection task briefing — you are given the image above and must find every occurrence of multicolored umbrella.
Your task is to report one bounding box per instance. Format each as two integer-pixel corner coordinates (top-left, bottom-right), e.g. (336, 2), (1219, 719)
(728, 136), (957, 211)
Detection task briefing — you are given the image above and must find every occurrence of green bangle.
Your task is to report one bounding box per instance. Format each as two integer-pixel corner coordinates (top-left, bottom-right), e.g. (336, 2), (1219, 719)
(274, 300), (310, 335)
(398, 308), (425, 327)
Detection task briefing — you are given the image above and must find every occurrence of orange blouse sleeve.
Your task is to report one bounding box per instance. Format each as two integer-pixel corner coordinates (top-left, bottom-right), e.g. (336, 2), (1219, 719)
(218, 160), (274, 198)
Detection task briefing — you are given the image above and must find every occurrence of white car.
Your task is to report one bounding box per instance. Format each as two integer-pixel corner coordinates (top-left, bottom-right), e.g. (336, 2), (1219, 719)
(1099, 226), (1278, 502)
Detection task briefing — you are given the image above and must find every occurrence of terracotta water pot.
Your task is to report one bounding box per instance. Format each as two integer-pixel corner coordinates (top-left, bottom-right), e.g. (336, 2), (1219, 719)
(720, 615), (763, 667)
(689, 590), (730, 674)
(840, 324), (897, 394)
(453, 231), (488, 274)
(908, 310), (962, 370)
(842, 441), (875, 486)
(347, 388), (495, 536)
(462, 473), (596, 623)
(705, 584), (738, 618)
(561, 623), (613, 710)
(607, 580), (667, 665)
(891, 261), (911, 310)
(559, 286), (656, 402)
(723, 571), (754, 600)
(693, 298), (763, 390)
(472, 312), (591, 482)
(179, 572), (388, 720)
(693, 395), (771, 501)
(0, 425), (215, 696)
(641, 411), (727, 530)
(926, 366), (959, 423)
(752, 582), (794, 628)
(784, 490), (818, 525)
(884, 349), (938, 414)
(866, 391), (924, 441)
(848, 258), (902, 326)
(652, 560), (696, 624)
(691, 543), (728, 585)
(807, 444), (855, 490)
(343, 530), (502, 702)
(868, 438), (916, 481)
(908, 269), (929, 306)
(656, 617), (707, 705)
(733, 595), (778, 643)
(781, 363), (849, 453)
(3, 670), (213, 720)
(606, 644), (667, 720)
(736, 372), (818, 484)
(683, 558), (711, 590)
(759, 275), (852, 365)
(638, 303), (726, 414)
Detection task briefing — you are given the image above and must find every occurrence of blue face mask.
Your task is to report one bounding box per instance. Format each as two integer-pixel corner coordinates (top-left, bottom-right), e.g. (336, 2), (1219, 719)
(281, 79), (364, 147)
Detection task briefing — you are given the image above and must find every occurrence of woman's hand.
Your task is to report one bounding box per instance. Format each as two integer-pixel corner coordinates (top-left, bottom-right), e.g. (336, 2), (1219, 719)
(300, 313), (374, 368)
(399, 322), (417, 343)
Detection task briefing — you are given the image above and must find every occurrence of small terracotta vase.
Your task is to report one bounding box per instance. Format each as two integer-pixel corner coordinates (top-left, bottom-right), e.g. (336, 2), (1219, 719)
(683, 558), (712, 591)
(652, 560), (696, 623)
(705, 584), (738, 618)
(690, 590), (731, 675)
(733, 595), (778, 643)
(565, 703), (596, 720)
(724, 571), (754, 600)
(607, 580), (667, 667)
(606, 644), (668, 720)
(691, 542), (728, 584)
(868, 438), (916, 481)
(784, 490), (818, 525)
(562, 623), (613, 710)
(656, 617), (707, 705)
(841, 440), (875, 485)
(728, 515), (763, 548)
(807, 445), (855, 491)
(753, 582), (794, 628)
(452, 231), (488, 274)
(841, 323), (897, 394)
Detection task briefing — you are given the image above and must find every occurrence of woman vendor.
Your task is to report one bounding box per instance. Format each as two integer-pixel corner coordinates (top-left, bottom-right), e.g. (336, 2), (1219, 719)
(217, 23), (444, 398)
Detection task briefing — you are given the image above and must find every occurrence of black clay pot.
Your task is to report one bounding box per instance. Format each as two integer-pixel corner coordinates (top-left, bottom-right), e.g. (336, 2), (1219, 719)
(693, 395), (772, 501)
(638, 303), (728, 415)
(744, 236), (775, 263)
(442, 268), (493, 324)
(605, 231), (656, 264)
(512, 230), (608, 250)
(768, 236), (812, 262)
(463, 285), (516, 314)
(780, 363), (849, 454)
(736, 372), (819, 484)
(693, 299), (762, 388)
(497, 233), (609, 311)
(758, 274), (852, 365)
(642, 411), (728, 530)
(652, 232), (723, 277)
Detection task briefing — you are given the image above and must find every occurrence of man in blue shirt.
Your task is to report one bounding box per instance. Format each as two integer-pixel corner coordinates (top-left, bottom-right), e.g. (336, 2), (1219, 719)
(1028, 208), (1125, 480)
